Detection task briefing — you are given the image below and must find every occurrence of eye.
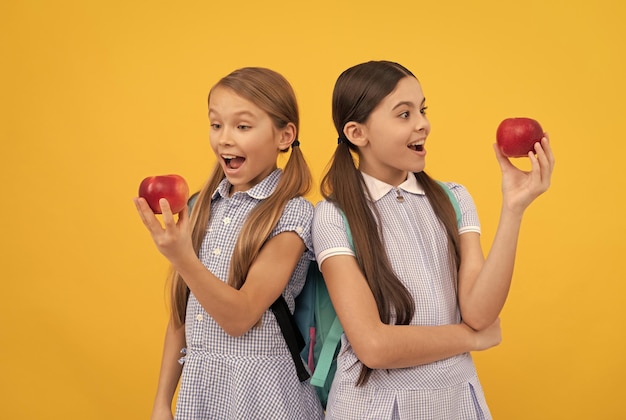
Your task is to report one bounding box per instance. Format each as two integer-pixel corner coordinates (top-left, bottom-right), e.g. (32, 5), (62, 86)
(420, 106), (428, 115)
(210, 123), (221, 130)
(399, 111), (410, 119)
(237, 124), (252, 130)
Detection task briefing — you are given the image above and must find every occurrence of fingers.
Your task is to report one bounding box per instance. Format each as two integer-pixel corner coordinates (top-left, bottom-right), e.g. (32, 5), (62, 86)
(159, 198), (177, 230)
(531, 136), (555, 189)
(539, 134), (556, 169)
(492, 143), (514, 172)
(134, 197), (180, 236)
(134, 197), (162, 233)
(180, 203), (189, 220)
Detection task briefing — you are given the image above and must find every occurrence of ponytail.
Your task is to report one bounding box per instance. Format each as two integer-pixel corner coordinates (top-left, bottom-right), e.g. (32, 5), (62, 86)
(321, 141), (415, 386)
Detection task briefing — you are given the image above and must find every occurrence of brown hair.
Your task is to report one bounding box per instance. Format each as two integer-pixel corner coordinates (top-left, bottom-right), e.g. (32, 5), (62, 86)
(169, 67), (312, 326)
(322, 61), (461, 385)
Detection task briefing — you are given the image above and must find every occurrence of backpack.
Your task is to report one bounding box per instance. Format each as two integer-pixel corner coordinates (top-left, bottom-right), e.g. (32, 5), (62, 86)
(274, 181), (462, 409)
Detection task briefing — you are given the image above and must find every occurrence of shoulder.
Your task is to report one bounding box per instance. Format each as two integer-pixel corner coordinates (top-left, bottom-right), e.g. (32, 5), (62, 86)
(312, 200), (354, 262)
(441, 181), (471, 201)
(283, 196), (314, 220)
(313, 199), (347, 234)
(313, 199), (342, 220)
(440, 181), (478, 208)
(276, 196), (314, 233)
(441, 181), (481, 233)
(272, 197), (315, 253)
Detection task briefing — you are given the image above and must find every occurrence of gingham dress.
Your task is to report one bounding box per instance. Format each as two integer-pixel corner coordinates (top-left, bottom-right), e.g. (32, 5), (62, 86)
(175, 169), (324, 420)
(312, 172), (492, 420)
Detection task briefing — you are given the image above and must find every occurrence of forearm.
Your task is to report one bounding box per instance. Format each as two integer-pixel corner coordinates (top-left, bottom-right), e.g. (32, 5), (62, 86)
(460, 207), (524, 329)
(322, 255), (501, 369)
(461, 135), (555, 329)
(172, 255), (257, 335)
(353, 322), (480, 369)
(152, 320), (185, 413)
(171, 233), (304, 336)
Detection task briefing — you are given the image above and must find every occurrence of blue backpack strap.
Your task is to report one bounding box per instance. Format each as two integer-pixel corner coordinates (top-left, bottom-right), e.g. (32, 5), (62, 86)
(295, 262), (322, 372)
(341, 211), (354, 249)
(310, 316), (342, 387)
(436, 181), (462, 227)
(187, 191), (200, 212)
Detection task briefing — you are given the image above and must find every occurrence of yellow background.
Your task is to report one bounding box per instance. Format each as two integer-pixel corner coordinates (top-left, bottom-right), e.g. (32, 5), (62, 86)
(2, 0), (625, 418)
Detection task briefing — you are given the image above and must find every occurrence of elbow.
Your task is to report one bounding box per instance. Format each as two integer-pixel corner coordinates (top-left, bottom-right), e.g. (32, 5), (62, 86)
(350, 333), (389, 369)
(222, 325), (248, 338)
(217, 317), (259, 338)
(461, 310), (496, 332)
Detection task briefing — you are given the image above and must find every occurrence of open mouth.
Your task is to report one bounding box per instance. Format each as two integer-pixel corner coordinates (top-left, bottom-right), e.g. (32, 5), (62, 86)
(408, 142), (425, 152)
(222, 154), (246, 169)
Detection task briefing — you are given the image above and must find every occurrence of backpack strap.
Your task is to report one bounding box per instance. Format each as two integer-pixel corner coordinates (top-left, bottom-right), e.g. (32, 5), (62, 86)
(187, 191), (200, 214)
(310, 316), (342, 387)
(435, 181), (462, 227)
(271, 297), (310, 382)
(340, 211), (354, 249)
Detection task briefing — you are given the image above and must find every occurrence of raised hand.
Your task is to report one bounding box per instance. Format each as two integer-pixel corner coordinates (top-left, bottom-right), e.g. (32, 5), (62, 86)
(494, 135), (555, 213)
(134, 196), (194, 267)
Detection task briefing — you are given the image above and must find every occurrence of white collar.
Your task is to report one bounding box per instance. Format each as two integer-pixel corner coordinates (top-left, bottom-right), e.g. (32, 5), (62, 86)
(361, 171), (425, 202)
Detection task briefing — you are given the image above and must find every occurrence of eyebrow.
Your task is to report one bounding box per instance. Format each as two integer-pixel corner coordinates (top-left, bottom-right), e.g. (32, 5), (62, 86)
(208, 109), (257, 118)
(391, 98), (426, 110)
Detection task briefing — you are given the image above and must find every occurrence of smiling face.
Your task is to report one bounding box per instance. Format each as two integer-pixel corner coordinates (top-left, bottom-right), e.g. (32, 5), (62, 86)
(353, 76), (430, 186)
(208, 86), (292, 194)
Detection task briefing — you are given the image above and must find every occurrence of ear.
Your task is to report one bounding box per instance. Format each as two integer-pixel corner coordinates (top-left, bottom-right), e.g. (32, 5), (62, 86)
(277, 122), (297, 151)
(343, 121), (368, 147)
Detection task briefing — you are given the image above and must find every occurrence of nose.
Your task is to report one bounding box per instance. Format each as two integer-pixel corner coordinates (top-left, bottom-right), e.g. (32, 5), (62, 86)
(217, 127), (234, 146)
(415, 113), (430, 134)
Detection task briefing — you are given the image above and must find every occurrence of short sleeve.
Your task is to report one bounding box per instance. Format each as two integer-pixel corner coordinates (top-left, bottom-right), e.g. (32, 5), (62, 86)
(271, 196), (315, 260)
(445, 182), (481, 235)
(312, 200), (355, 266)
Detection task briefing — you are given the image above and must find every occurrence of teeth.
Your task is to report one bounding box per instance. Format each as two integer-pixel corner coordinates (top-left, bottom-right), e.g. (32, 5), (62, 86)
(222, 154), (236, 160)
(409, 140), (425, 147)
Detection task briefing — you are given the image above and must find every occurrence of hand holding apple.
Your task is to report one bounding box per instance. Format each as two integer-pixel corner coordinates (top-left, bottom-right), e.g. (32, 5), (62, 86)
(138, 174), (189, 214)
(496, 117), (544, 158)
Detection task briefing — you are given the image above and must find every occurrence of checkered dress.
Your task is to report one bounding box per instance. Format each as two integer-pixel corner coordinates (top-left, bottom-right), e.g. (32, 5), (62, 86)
(312, 172), (492, 420)
(175, 169), (324, 420)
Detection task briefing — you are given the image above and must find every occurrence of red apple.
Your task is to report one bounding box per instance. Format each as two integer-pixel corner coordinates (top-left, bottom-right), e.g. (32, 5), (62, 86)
(138, 174), (190, 214)
(496, 117), (544, 157)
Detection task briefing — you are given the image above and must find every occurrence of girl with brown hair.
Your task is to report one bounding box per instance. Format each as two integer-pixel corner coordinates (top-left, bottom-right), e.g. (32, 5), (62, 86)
(135, 67), (324, 419)
(312, 60), (555, 419)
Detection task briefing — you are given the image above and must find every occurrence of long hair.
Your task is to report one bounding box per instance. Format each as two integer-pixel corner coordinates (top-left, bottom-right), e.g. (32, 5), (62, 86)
(321, 61), (461, 385)
(169, 67), (312, 326)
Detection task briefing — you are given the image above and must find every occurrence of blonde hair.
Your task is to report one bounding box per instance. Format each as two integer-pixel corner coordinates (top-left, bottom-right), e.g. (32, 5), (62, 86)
(323, 61), (461, 385)
(169, 67), (312, 326)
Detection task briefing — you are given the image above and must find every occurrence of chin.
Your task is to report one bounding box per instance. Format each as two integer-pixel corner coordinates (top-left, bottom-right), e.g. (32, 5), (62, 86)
(410, 163), (426, 173)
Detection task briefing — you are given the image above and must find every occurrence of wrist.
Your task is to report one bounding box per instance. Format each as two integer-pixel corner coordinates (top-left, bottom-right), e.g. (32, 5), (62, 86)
(170, 249), (200, 276)
(499, 204), (525, 223)
(459, 322), (478, 351)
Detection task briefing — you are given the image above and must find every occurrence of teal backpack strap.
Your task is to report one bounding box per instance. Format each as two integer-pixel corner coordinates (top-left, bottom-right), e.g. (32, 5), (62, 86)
(310, 316), (342, 387)
(340, 211), (354, 249)
(187, 191), (200, 212)
(436, 181), (462, 228)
